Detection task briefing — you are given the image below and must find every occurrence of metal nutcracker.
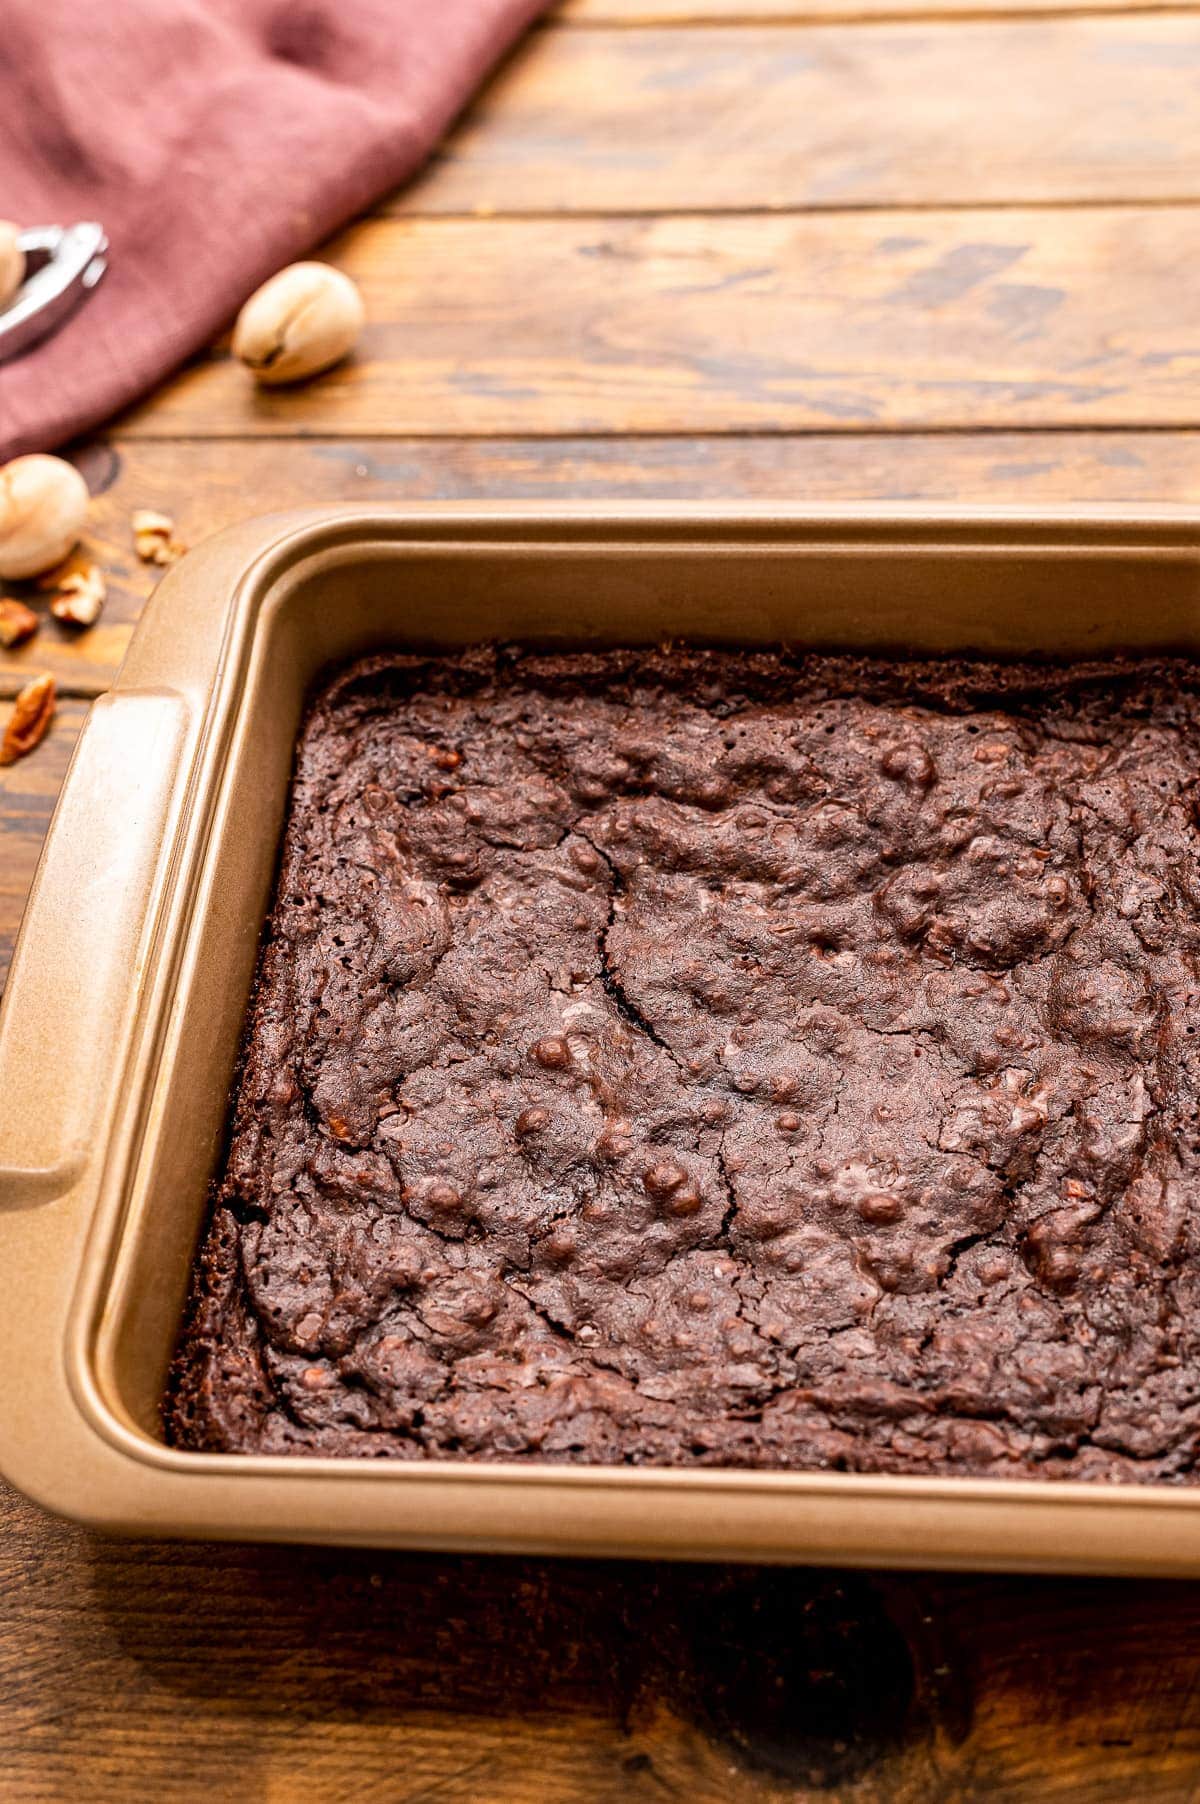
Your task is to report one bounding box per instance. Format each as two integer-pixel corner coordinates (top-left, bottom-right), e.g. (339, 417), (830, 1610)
(0, 222), (107, 365)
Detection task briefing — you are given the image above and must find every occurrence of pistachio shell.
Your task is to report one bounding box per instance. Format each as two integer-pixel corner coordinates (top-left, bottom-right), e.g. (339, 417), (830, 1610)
(0, 455), (90, 580)
(232, 262), (365, 386)
(0, 222), (24, 310)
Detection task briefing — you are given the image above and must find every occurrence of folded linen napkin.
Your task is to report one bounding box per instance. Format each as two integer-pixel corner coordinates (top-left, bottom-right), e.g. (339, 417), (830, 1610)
(0, 0), (548, 459)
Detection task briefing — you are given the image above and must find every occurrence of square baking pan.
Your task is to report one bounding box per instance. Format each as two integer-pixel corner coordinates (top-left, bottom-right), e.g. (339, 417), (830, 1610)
(6, 500), (1200, 1572)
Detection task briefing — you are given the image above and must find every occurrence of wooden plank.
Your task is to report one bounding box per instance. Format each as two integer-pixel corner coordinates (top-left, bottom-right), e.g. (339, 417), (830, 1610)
(100, 429), (1200, 513)
(0, 699), (87, 992)
(0, 615), (136, 702)
(3, 1478), (1200, 1802)
(561, 0), (1200, 19)
(395, 18), (1200, 215)
(112, 210), (1200, 439)
(0, 446), (161, 699)
(8, 431), (1200, 698)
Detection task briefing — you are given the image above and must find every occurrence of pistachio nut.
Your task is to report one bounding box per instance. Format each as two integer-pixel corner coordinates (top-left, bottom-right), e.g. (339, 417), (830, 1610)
(232, 261), (364, 386)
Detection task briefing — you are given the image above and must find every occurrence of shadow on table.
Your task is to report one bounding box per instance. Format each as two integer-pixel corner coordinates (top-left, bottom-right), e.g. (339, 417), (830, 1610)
(84, 1526), (1200, 1796)
(85, 1538), (959, 1788)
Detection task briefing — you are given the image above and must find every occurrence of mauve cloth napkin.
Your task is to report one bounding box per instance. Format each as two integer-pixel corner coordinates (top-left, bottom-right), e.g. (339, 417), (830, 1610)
(0, 0), (549, 460)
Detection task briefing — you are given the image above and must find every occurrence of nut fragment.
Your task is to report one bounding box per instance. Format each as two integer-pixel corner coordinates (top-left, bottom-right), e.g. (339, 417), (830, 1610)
(0, 222), (24, 310)
(232, 261), (365, 386)
(0, 455), (89, 580)
(0, 672), (55, 765)
(132, 508), (187, 566)
(0, 599), (38, 649)
(45, 559), (106, 627)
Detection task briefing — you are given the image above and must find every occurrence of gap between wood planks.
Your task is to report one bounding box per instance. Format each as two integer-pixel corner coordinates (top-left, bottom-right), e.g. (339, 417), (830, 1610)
(555, 0), (1200, 21)
(93, 423), (1200, 443)
(377, 200), (1200, 219)
(555, 4), (1200, 24)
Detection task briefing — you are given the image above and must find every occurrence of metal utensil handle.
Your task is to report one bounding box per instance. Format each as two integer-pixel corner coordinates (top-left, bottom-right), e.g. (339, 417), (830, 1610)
(0, 222), (108, 365)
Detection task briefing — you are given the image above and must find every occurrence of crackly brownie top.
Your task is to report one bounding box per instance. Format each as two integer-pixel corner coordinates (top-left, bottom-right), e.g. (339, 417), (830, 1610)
(167, 647), (1200, 1480)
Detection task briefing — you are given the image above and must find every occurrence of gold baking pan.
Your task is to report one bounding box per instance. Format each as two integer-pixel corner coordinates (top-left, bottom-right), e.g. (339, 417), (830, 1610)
(4, 501), (1200, 1571)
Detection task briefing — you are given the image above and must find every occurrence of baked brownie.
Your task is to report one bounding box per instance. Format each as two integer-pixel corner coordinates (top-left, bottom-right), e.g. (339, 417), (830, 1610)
(166, 647), (1200, 1480)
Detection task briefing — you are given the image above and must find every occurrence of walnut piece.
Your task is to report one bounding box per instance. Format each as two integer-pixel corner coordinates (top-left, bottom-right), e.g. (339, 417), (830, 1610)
(131, 509), (186, 566)
(45, 559), (106, 627)
(0, 672), (55, 765)
(0, 598), (38, 649)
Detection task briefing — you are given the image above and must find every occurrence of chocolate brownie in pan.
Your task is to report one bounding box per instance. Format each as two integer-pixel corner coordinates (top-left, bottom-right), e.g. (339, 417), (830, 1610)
(166, 647), (1200, 1480)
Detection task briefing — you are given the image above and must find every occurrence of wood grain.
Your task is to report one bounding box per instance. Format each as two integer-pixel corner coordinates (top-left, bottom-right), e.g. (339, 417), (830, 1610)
(7, 7), (1200, 1798)
(112, 209), (1200, 439)
(0, 611), (138, 702)
(0, 445), (163, 698)
(397, 18), (1200, 215)
(7, 429), (1198, 696)
(0, 697), (86, 990)
(8, 431), (1200, 698)
(99, 429), (1200, 513)
(5, 1478), (1200, 1803)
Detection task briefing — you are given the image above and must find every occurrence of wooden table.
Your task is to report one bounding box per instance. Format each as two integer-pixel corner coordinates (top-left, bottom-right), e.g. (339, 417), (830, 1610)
(5, 1), (1200, 1796)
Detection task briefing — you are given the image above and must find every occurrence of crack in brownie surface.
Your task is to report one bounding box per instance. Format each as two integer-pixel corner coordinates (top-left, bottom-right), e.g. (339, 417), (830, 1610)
(165, 647), (1200, 1479)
